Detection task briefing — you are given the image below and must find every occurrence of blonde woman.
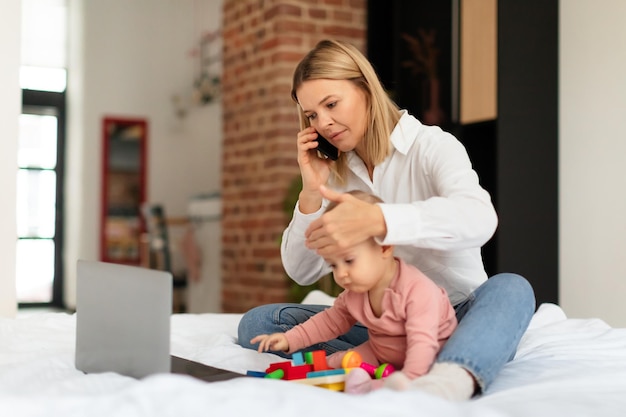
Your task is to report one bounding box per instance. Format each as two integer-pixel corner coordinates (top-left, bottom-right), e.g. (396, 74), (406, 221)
(238, 40), (535, 400)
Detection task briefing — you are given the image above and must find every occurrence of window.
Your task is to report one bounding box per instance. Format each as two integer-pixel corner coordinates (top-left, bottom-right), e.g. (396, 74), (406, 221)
(17, 91), (65, 306)
(18, 0), (67, 308)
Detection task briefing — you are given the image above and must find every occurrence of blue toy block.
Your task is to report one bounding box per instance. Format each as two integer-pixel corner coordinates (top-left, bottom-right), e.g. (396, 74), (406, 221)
(292, 351), (305, 366)
(306, 368), (346, 378)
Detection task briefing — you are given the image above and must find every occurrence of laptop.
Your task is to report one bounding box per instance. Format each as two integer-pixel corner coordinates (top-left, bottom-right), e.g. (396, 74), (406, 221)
(75, 259), (242, 382)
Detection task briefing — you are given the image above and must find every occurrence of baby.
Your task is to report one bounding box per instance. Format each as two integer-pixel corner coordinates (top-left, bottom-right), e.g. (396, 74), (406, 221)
(251, 190), (457, 393)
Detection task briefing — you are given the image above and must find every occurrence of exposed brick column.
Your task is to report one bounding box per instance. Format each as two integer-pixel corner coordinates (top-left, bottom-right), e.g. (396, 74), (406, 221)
(221, 0), (366, 313)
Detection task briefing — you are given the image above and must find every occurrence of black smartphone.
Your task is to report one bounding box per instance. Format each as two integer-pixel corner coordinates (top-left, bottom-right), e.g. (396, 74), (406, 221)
(315, 134), (339, 161)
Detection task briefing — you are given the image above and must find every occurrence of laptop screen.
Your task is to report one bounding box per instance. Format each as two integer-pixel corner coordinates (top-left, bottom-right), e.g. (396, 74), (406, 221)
(75, 260), (173, 378)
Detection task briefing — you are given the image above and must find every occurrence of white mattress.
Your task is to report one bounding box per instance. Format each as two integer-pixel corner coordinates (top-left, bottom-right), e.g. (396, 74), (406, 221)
(1, 302), (625, 417)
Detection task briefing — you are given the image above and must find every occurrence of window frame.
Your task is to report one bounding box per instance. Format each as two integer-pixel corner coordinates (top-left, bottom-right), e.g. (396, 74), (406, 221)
(19, 88), (66, 309)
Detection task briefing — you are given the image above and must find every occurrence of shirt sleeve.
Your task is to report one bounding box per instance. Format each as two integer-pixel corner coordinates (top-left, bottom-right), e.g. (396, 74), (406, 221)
(280, 201), (332, 286)
(400, 280), (456, 379)
(378, 131), (498, 251)
(284, 292), (357, 353)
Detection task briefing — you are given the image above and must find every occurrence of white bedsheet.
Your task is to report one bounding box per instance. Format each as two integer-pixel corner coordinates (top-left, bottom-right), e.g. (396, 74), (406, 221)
(1, 303), (625, 417)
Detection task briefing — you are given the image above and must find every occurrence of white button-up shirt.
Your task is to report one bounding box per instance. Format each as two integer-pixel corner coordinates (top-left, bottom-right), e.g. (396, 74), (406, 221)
(281, 111), (498, 305)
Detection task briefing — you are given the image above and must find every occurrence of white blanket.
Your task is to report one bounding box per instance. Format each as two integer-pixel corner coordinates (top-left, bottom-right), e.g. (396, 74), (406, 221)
(1, 302), (625, 417)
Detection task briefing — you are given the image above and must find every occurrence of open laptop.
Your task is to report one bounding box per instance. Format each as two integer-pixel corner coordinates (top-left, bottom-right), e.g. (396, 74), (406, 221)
(75, 259), (242, 382)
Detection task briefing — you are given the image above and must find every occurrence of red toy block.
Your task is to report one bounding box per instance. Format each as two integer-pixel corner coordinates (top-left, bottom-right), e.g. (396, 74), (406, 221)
(265, 351), (332, 381)
(311, 350), (331, 371)
(265, 361), (292, 376)
(265, 360), (314, 380)
(285, 364), (313, 380)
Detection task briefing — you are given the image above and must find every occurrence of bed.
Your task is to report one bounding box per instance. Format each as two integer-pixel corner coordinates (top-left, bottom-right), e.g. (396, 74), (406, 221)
(2, 291), (626, 417)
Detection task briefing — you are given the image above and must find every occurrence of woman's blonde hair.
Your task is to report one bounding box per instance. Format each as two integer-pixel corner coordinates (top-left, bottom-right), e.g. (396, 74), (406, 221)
(291, 39), (401, 184)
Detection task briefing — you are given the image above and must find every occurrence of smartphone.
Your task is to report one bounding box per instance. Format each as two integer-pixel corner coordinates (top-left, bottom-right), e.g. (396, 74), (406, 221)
(315, 134), (339, 161)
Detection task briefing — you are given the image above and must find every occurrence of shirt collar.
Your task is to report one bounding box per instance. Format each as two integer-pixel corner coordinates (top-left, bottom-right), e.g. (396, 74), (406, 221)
(345, 110), (420, 168)
(389, 110), (421, 155)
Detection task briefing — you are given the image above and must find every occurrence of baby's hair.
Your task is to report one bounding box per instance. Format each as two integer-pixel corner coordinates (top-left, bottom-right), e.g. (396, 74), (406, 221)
(325, 190), (384, 213)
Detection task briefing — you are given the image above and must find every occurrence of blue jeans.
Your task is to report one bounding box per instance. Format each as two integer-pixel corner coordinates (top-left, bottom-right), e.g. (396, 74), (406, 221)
(237, 273), (535, 392)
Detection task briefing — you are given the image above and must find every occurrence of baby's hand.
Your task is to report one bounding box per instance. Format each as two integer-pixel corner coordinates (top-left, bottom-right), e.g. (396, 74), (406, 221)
(250, 333), (289, 353)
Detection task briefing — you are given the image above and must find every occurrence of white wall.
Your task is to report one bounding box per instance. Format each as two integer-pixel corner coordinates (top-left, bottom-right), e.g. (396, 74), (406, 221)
(0, 1), (20, 317)
(3, 1), (626, 324)
(64, 0), (223, 308)
(560, 0), (626, 326)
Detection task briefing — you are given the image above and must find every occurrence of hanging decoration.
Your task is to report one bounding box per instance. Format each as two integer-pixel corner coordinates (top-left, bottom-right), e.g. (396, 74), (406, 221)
(172, 28), (222, 119)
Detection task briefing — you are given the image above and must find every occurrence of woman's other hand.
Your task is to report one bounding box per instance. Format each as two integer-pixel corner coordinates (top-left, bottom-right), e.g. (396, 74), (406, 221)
(305, 185), (387, 257)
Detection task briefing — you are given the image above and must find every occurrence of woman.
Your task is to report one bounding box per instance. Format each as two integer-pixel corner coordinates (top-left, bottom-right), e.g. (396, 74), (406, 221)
(237, 39), (535, 400)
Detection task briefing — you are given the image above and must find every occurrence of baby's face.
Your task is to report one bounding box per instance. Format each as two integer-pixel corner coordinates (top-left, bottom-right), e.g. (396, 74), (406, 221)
(324, 240), (388, 293)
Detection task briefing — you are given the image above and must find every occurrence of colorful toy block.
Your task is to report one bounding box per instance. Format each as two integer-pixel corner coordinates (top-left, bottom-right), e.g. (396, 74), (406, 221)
(291, 351), (305, 366)
(246, 370), (266, 378)
(251, 349), (393, 392)
(291, 373), (346, 391)
(286, 364), (313, 380)
(265, 360), (292, 374)
(311, 350), (330, 371)
(265, 368), (284, 379)
(265, 360), (313, 380)
(306, 368), (345, 378)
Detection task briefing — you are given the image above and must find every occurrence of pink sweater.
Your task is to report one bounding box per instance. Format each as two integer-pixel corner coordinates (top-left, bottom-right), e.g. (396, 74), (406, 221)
(285, 258), (457, 378)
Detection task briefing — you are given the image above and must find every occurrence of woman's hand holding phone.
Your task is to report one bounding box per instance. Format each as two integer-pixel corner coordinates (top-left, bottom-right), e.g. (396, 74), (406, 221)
(296, 127), (334, 213)
(315, 135), (339, 161)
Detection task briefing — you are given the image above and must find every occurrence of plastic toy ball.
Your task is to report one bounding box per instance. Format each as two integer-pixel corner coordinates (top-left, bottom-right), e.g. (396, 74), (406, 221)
(341, 351), (363, 369)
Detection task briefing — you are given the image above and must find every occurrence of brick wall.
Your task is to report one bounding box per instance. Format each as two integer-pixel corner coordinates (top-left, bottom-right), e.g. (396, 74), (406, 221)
(221, 0), (367, 313)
